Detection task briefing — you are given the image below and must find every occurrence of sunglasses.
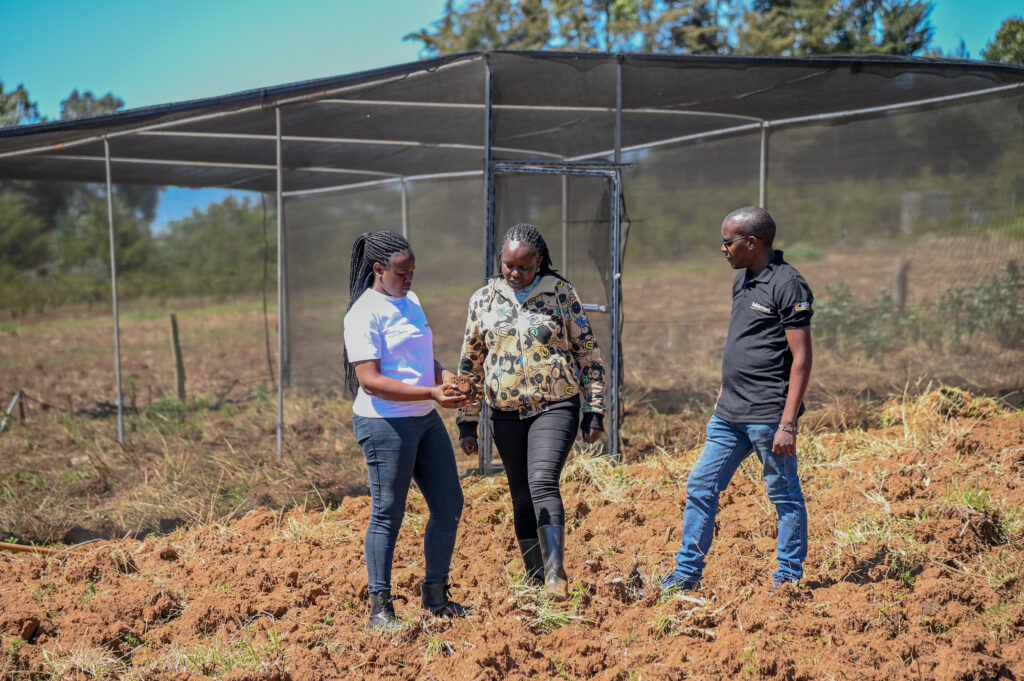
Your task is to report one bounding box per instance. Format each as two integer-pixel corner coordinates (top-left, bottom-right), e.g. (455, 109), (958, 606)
(721, 235), (753, 246)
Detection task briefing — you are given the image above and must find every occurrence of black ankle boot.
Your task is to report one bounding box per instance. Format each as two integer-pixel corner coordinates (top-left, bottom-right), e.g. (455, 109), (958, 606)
(420, 581), (469, 617)
(518, 537), (544, 586)
(537, 524), (569, 600)
(367, 589), (404, 629)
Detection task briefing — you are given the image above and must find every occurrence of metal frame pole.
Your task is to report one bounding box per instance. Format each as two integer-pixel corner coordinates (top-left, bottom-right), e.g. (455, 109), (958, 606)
(611, 56), (624, 458)
(609, 171), (622, 458)
(103, 138), (125, 445)
(400, 178), (409, 239)
(759, 123), (768, 208)
(561, 175), (568, 275)
(614, 56), (623, 166)
(4, 77), (1019, 165)
(275, 108), (285, 461)
(483, 65), (496, 282)
(480, 59), (496, 475)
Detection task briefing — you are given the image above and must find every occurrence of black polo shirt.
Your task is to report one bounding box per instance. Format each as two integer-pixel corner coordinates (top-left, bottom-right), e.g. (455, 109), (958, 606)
(715, 250), (813, 423)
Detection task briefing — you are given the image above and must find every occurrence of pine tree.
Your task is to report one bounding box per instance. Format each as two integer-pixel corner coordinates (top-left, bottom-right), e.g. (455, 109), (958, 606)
(982, 17), (1024, 66)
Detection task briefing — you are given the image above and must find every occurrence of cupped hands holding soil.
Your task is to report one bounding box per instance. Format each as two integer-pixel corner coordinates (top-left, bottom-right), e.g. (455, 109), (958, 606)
(441, 374), (477, 401)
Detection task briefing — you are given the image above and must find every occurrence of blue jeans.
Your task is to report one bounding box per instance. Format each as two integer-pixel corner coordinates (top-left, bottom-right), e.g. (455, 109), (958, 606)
(670, 415), (807, 583)
(353, 411), (464, 593)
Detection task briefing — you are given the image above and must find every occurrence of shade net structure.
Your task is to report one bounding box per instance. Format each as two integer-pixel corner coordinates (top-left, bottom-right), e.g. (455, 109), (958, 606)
(0, 174), (276, 427)
(2, 52), (1023, 467)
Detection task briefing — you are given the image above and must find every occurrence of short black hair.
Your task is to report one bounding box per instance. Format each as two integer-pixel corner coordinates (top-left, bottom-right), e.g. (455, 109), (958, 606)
(725, 206), (776, 246)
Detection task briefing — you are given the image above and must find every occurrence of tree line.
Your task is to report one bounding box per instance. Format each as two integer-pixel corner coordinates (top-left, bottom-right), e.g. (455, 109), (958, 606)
(404, 1), (1022, 61)
(0, 88), (277, 316)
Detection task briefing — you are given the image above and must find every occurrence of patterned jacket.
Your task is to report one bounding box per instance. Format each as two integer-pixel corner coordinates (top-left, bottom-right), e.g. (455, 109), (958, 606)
(456, 274), (606, 437)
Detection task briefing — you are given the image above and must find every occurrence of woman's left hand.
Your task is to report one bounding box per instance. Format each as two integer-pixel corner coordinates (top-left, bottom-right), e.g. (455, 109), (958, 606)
(581, 428), (602, 444)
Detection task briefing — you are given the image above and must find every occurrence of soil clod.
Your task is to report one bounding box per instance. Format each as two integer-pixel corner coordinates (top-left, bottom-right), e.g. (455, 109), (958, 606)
(442, 374), (477, 400)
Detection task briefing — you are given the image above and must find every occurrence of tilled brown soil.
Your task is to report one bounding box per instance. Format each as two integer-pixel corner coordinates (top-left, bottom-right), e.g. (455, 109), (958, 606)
(2, 409), (1022, 680)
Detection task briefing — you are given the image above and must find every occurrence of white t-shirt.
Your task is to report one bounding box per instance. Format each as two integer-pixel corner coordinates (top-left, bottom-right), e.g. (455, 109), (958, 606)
(343, 288), (436, 418)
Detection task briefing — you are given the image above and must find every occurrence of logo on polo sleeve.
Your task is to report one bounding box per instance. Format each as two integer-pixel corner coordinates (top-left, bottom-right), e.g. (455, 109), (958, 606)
(794, 301), (812, 312)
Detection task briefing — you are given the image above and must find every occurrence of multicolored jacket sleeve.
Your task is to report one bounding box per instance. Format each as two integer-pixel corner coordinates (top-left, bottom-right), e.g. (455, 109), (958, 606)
(455, 287), (487, 436)
(560, 281), (606, 427)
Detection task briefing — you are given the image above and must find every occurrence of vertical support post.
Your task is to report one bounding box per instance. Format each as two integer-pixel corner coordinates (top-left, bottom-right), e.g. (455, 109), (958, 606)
(480, 59), (496, 475)
(608, 171), (622, 459)
(610, 56), (624, 458)
(400, 178), (409, 239)
(561, 175), (568, 275)
(759, 122), (768, 209)
(893, 257), (910, 315)
(614, 56), (623, 166)
(275, 107), (285, 462)
(104, 138), (125, 445)
(170, 313), (186, 401)
(483, 62), (496, 283)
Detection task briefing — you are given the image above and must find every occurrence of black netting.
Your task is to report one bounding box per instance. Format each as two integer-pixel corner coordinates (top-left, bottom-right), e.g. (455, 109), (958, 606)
(622, 91), (1024, 409)
(0, 175), (273, 410)
(4, 53), (1023, 455)
(492, 172), (614, 363)
(284, 176), (485, 391)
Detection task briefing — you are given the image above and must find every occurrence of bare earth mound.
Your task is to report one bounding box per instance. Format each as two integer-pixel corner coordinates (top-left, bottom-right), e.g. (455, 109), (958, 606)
(1, 409), (1022, 680)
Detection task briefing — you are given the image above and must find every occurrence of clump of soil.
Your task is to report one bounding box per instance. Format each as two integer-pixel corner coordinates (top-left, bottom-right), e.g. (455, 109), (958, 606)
(442, 374), (477, 400)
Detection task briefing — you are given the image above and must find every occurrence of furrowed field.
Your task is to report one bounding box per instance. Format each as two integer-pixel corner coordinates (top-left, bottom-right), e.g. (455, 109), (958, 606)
(1, 239), (1023, 680)
(1, 386), (1022, 680)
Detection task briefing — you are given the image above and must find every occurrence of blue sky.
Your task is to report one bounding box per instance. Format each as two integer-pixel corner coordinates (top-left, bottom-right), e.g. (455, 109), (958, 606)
(1, 0), (443, 121)
(3, 0), (1019, 120)
(1, 0), (1020, 225)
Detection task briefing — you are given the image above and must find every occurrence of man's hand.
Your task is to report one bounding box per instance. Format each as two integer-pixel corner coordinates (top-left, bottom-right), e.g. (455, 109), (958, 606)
(460, 436), (479, 455)
(581, 428), (601, 444)
(772, 427), (797, 455)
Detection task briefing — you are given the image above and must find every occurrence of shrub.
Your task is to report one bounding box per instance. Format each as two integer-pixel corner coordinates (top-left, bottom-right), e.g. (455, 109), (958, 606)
(814, 260), (1023, 356)
(970, 260), (1024, 348)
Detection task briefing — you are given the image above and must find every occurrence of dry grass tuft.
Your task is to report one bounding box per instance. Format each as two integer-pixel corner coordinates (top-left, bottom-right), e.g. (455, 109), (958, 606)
(41, 640), (120, 678)
(0, 393), (368, 544)
(802, 391), (878, 433)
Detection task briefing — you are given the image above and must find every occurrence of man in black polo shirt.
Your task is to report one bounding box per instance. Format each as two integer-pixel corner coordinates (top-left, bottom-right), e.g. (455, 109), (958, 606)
(662, 205), (813, 592)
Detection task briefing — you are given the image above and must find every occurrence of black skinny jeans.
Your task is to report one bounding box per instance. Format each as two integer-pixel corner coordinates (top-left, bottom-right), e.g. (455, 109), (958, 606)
(491, 396), (579, 538)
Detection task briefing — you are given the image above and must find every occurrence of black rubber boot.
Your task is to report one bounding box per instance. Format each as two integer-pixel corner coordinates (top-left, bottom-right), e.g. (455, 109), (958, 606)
(420, 581), (469, 617)
(518, 537), (544, 586)
(367, 589), (404, 629)
(537, 524), (569, 600)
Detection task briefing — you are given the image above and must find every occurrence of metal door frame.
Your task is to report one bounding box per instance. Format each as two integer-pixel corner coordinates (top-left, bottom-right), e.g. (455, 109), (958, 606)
(479, 159), (625, 474)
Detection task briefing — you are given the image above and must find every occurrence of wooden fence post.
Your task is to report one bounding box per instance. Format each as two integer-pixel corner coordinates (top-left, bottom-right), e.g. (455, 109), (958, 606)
(170, 314), (186, 401)
(893, 258), (910, 315)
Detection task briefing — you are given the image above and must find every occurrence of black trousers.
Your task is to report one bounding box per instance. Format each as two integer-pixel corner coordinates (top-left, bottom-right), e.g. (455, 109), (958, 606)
(491, 396), (579, 538)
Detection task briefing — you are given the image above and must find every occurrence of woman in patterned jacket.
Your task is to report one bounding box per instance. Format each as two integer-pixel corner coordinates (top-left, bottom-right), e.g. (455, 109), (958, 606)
(457, 223), (606, 600)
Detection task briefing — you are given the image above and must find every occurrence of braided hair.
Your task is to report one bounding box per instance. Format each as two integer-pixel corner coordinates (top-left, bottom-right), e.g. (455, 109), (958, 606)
(344, 230), (412, 395)
(499, 223), (565, 282)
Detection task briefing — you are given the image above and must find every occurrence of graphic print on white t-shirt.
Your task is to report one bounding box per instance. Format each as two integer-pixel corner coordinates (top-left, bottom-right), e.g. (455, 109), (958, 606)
(343, 289), (435, 418)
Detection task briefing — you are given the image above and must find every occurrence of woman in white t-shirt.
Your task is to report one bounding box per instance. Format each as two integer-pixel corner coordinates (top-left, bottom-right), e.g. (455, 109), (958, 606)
(342, 231), (470, 629)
